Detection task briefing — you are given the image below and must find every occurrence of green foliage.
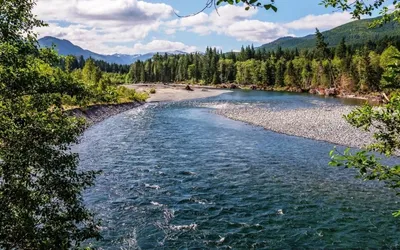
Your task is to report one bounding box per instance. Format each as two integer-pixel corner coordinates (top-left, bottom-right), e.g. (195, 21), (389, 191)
(379, 46), (400, 89)
(335, 37), (347, 58)
(0, 0), (101, 248)
(380, 46), (400, 68)
(315, 28), (330, 60)
(82, 59), (102, 85)
(330, 82), (400, 216)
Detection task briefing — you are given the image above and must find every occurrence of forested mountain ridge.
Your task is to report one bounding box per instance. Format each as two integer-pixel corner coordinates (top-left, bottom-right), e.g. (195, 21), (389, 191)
(38, 36), (187, 65)
(260, 17), (400, 51)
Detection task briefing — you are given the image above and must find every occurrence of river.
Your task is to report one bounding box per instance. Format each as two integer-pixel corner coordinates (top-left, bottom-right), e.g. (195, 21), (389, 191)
(78, 90), (400, 249)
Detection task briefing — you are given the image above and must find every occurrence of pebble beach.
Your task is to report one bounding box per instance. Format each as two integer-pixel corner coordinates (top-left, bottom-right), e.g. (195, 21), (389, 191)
(214, 104), (375, 148)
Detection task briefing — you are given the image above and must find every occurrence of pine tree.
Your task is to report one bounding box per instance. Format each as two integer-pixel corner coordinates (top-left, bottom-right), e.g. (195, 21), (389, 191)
(315, 28), (330, 60)
(335, 37), (347, 59)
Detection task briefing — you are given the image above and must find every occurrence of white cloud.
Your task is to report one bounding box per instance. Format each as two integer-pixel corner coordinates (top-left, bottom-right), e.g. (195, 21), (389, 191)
(35, 0), (173, 25)
(180, 13), (209, 27)
(226, 19), (292, 43)
(33, 0), (199, 54)
(164, 4), (290, 43)
(284, 12), (352, 30)
(164, 7), (353, 44)
(131, 40), (197, 53)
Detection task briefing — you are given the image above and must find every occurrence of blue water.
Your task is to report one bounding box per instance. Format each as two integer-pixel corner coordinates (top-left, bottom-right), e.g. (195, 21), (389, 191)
(78, 91), (400, 249)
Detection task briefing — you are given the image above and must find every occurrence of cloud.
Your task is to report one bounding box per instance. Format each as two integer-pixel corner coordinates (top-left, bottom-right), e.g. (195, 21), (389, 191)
(164, 5), (352, 44)
(71, 0), (173, 25)
(225, 20), (292, 43)
(131, 40), (197, 53)
(284, 12), (353, 30)
(165, 4), (290, 43)
(35, 0), (173, 25)
(33, 0), (198, 54)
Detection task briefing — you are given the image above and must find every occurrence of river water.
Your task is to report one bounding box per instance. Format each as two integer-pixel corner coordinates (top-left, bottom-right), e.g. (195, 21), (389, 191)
(78, 91), (400, 249)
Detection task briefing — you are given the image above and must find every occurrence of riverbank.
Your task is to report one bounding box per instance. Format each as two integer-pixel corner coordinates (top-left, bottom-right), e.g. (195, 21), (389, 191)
(124, 83), (232, 102)
(68, 101), (144, 126)
(205, 83), (384, 103)
(70, 84), (231, 126)
(126, 82), (384, 104)
(214, 104), (374, 148)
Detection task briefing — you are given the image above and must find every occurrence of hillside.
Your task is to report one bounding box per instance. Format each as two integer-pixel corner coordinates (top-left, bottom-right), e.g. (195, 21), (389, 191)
(260, 17), (400, 50)
(38, 37), (185, 65)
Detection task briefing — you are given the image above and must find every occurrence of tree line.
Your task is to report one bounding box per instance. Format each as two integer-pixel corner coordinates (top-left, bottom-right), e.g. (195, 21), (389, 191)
(61, 55), (130, 74)
(126, 30), (400, 93)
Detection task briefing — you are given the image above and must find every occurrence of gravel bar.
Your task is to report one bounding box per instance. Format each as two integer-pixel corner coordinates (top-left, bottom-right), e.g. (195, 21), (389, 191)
(214, 105), (374, 148)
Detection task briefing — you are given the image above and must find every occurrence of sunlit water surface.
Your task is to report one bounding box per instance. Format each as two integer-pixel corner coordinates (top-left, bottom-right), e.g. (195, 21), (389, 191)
(78, 91), (400, 249)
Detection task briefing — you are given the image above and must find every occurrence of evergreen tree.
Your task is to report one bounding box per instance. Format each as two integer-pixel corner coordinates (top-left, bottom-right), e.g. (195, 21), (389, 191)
(315, 28), (330, 60)
(335, 37), (347, 59)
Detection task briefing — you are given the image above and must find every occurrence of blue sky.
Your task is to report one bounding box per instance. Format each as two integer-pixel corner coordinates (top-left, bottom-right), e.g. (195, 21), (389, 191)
(33, 0), (369, 55)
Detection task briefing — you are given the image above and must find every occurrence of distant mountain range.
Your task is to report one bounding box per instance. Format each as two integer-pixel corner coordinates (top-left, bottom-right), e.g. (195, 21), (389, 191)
(38, 36), (187, 65)
(260, 17), (400, 51)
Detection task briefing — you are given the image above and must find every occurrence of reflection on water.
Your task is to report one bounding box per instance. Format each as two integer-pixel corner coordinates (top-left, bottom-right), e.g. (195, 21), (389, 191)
(78, 91), (399, 249)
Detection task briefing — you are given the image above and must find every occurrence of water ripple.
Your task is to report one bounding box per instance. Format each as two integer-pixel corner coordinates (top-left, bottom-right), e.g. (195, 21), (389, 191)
(78, 91), (400, 249)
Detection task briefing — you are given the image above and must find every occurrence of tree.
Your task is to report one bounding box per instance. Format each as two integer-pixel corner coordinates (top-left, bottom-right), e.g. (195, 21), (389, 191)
(330, 94), (400, 216)
(335, 37), (347, 59)
(82, 59), (102, 84)
(315, 28), (330, 60)
(380, 46), (400, 89)
(284, 61), (297, 86)
(64, 55), (78, 73)
(0, 0), (100, 248)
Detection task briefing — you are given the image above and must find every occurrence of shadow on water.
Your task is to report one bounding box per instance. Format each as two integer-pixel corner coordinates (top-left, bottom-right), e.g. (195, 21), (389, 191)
(78, 90), (400, 249)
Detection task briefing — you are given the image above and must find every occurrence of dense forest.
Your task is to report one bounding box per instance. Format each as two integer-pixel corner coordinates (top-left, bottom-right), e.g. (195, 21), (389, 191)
(61, 55), (130, 74)
(126, 30), (400, 94)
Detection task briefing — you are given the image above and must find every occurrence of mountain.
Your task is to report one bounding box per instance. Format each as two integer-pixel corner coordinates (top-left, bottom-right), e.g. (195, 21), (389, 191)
(38, 36), (186, 65)
(260, 17), (400, 51)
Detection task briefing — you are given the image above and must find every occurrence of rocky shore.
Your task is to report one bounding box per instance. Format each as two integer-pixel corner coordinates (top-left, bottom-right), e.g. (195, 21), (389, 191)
(68, 101), (144, 126)
(214, 104), (375, 148)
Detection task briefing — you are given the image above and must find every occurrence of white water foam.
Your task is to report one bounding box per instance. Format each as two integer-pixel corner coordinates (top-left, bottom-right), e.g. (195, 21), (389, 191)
(145, 183), (160, 190)
(169, 223), (198, 231)
(150, 201), (164, 207)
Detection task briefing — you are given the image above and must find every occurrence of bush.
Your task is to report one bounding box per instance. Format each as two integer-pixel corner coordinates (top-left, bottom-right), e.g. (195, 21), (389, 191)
(150, 88), (156, 94)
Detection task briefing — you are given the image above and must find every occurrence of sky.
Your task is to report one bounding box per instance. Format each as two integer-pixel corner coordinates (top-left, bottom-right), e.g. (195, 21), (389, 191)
(33, 0), (369, 55)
